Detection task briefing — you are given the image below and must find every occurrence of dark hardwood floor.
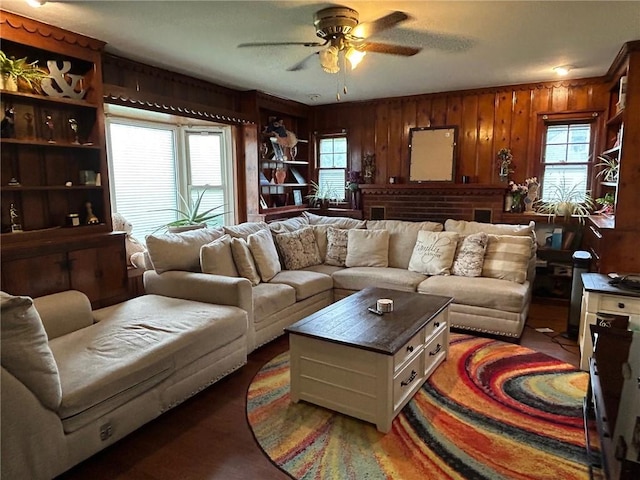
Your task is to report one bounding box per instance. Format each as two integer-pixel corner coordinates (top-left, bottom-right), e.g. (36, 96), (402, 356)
(58, 299), (578, 480)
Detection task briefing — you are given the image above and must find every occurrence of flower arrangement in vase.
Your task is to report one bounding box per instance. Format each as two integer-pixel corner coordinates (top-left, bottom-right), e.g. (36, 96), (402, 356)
(508, 181), (528, 213)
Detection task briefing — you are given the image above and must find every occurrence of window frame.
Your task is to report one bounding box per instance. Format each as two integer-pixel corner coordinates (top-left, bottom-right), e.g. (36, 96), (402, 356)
(534, 111), (603, 201)
(314, 129), (349, 204)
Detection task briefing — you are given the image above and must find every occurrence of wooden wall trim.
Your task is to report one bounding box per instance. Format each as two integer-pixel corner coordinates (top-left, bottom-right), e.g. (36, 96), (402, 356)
(359, 184), (506, 196)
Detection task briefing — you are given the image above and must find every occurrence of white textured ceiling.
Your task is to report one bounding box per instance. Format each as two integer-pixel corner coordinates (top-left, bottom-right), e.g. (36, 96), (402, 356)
(2, 1), (639, 105)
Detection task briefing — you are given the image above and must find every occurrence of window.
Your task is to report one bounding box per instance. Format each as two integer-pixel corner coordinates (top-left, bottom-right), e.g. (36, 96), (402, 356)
(540, 118), (595, 202)
(317, 135), (347, 202)
(105, 106), (235, 242)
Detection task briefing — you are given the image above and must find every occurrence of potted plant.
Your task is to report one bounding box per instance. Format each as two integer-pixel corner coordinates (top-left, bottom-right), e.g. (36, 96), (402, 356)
(595, 154), (619, 183)
(155, 188), (225, 233)
(535, 176), (594, 222)
(0, 50), (49, 93)
(306, 180), (338, 211)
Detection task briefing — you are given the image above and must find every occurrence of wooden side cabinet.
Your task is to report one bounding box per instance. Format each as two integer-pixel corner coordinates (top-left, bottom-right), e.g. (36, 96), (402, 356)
(1, 232), (128, 308)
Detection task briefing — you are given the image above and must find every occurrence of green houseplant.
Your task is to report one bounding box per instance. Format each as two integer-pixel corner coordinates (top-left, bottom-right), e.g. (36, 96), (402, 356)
(155, 188), (225, 233)
(595, 154), (619, 183)
(0, 50), (49, 93)
(535, 176), (594, 223)
(306, 180), (339, 210)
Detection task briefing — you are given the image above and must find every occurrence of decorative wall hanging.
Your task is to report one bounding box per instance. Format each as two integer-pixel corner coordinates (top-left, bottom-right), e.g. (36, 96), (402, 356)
(497, 148), (514, 182)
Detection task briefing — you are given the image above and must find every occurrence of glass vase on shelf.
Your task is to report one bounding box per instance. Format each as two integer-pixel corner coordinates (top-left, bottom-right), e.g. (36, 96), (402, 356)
(510, 195), (525, 213)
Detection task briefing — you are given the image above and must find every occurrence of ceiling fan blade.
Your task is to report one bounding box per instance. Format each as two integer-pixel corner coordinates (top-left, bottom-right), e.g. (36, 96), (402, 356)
(238, 41), (324, 48)
(350, 11), (410, 40)
(287, 52), (319, 72)
(358, 42), (421, 56)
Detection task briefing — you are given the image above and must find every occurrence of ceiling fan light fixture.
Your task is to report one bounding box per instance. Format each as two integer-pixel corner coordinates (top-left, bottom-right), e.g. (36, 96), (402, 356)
(553, 65), (573, 76)
(319, 45), (340, 74)
(345, 47), (366, 70)
(26, 0), (47, 7)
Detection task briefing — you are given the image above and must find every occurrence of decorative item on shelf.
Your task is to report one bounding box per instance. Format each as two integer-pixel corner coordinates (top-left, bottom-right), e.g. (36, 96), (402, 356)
(85, 202), (99, 225)
(507, 181), (528, 213)
(7, 177), (20, 186)
(595, 154), (619, 183)
(260, 142), (269, 158)
(41, 60), (86, 99)
(363, 153), (375, 184)
(524, 177), (539, 212)
(535, 175), (594, 223)
(152, 188), (225, 233)
(504, 192), (513, 212)
(68, 118), (80, 144)
(346, 170), (362, 209)
(9, 203), (23, 232)
(274, 167), (287, 184)
(66, 213), (80, 227)
(1, 106), (16, 138)
(293, 189), (303, 206)
(289, 145), (298, 161)
(617, 75), (627, 112)
(79, 170), (97, 185)
(0, 50), (49, 93)
(23, 112), (34, 139)
(270, 137), (286, 161)
(497, 148), (514, 182)
(595, 192), (615, 216)
(44, 113), (55, 143)
(307, 180), (337, 211)
(263, 116), (297, 148)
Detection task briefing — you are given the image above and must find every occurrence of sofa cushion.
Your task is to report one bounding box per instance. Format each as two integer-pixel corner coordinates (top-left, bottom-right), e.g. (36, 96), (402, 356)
(269, 270), (333, 301)
(230, 237), (261, 286)
(248, 228), (282, 282)
(325, 227), (349, 266)
(303, 211), (366, 229)
(146, 227), (225, 274)
(417, 276), (529, 313)
(274, 226), (321, 270)
(0, 292), (62, 411)
(346, 229), (390, 267)
(482, 235), (532, 284)
(200, 234), (239, 277)
(408, 231), (459, 275)
(268, 216), (310, 234)
(444, 219), (535, 237)
(451, 232), (489, 277)
(54, 295), (247, 433)
(223, 221), (268, 239)
(366, 220), (443, 269)
(302, 264), (345, 276)
(33, 290), (94, 340)
(332, 267), (427, 292)
(252, 283), (297, 324)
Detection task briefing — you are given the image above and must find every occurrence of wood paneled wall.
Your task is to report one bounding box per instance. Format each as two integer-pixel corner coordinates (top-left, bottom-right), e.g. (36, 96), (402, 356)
(313, 79), (609, 186)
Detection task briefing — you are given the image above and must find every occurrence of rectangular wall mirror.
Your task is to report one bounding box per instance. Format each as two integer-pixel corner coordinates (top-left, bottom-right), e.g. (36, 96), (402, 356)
(408, 126), (457, 182)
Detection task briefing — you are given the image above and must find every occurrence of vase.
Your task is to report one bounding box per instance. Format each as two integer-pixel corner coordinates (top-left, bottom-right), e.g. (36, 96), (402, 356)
(504, 193), (513, 212)
(510, 196), (524, 213)
(274, 168), (287, 184)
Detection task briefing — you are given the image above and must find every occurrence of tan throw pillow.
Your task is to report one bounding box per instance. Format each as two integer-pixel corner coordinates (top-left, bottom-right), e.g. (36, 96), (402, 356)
(1, 292), (62, 410)
(247, 228), (282, 282)
(408, 231), (459, 275)
(303, 211), (366, 229)
(274, 227), (322, 270)
(145, 227), (225, 274)
(268, 216), (310, 235)
(230, 237), (261, 286)
(451, 232), (489, 277)
(345, 229), (390, 267)
(482, 234), (532, 283)
(200, 234), (239, 277)
(223, 221), (268, 239)
(325, 227), (349, 266)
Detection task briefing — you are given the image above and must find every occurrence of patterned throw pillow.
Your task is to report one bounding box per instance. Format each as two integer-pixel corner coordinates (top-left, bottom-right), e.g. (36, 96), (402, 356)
(408, 231), (459, 275)
(482, 234), (532, 283)
(275, 227), (322, 270)
(325, 227), (349, 266)
(451, 232), (489, 277)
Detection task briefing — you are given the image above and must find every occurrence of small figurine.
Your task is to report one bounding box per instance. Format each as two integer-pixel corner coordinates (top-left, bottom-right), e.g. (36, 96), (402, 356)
(68, 118), (80, 144)
(85, 201), (99, 224)
(263, 116), (298, 148)
(8, 177), (21, 186)
(1, 106), (16, 138)
(44, 113), (55, 143)
(24, 112), (34, 139)
(9, 203), (23, 232)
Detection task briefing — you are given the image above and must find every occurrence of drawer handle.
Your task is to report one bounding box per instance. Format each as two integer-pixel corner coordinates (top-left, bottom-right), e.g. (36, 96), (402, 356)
(434, 321), (440, 328)
(401, 370), (417, 387)
(429, 343), (442, 356)
(406, 345), (414, 353)
(618, 302), (625, 309)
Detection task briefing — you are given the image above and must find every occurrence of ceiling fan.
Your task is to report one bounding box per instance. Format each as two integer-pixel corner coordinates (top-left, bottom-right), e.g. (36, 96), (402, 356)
(238, 6), (421, 74)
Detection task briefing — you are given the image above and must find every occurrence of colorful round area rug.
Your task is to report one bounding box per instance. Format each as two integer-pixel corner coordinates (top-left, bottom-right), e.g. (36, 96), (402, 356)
(247, 334), (595, 480)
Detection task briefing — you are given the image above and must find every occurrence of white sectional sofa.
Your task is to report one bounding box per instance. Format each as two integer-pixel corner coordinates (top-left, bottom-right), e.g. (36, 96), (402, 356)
(144, 212), (537, 348)
(0, 289), (248, 480)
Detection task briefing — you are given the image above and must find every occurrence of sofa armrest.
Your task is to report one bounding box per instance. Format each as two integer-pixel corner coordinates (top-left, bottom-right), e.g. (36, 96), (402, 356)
(1, 367), (67, 480)
(144, 270), (253, 314)
(33, 290), (94, 340)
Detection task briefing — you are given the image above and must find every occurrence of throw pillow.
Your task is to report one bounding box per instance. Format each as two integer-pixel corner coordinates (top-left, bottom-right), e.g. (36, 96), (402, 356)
(451, 232), (489, 277)
(223, 221), (268, 239)
(274, 227), (322, 270)
(268, 216), (310, 235)
(200, 234), (239, 277)
(325, 227), (349, 266)
(303, 211), (366, 229)
(247, 228), (282, 282)
(345, 229), (390, 268)
(0, 292), (62, 410)
(145, 227), (225, 274)
(408, 231), (459, 275)
(230, 237), (261, 286)
(482, 234), (532, 283)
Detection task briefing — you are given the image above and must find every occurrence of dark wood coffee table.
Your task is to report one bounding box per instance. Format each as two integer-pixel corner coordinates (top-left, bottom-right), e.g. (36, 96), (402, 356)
(285, 287), (452, 432)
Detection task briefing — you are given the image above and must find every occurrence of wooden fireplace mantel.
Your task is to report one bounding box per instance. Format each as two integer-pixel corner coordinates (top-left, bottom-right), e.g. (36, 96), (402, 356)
(359, 183), (507, 196)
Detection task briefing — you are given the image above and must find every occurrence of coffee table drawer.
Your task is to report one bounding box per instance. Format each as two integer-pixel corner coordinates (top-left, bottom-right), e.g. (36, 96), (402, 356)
(393, 353), (425, 409)
(393, 330), (424, 372)
(424, 326), (447, 375)
(425, 311), (447, 341)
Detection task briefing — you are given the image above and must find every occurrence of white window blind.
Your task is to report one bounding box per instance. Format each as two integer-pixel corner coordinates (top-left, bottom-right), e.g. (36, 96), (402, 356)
(318, 136), (347, 201)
